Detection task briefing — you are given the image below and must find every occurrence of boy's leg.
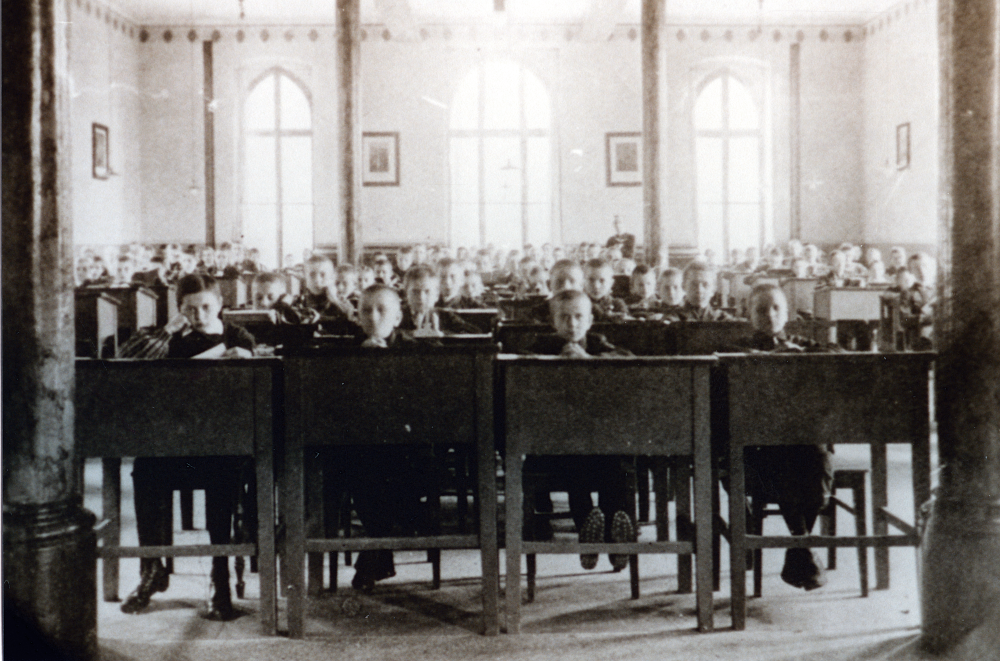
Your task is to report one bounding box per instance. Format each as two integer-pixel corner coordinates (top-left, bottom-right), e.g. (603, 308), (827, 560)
(776, 446), (833, 590)
(204, 463), (238, 620)
(122, 458), (172, 614)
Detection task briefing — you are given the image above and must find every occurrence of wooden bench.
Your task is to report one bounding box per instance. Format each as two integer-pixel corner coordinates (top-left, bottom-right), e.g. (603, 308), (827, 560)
(74, 358), (279, 635)
(498, 355), (717, 633)
(717, 352), (934, 630)
(282, 345), (500, 638)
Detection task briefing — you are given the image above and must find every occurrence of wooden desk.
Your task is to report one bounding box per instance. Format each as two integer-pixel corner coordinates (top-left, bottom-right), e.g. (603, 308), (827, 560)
(495, 321), (674, 356)
(498, 355), (716, 633)
(76, 290), (119, 358)
(781, 278), (821, 317)
(219, 276), (250, 309)
(283, 346), (499, 638)
(74, 358), (279, 635)
(673, 321), (753, 355)
(146, 284), (178, 326)
(102, 285), (159, 331)
(718, 352), (933, 630)
(452, 308), (500, 333)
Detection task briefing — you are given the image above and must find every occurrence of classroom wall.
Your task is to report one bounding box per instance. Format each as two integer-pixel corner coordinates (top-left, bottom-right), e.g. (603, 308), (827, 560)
(69, 1), (143, 246)
(861, 0), (939, 248)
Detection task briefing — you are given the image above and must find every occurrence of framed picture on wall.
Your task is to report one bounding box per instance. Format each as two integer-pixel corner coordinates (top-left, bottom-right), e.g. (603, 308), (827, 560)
(606, 132), (642, 187)
(896, 122), (910, 170)
(362, 132), (400, 186)
(92, 123), (109, 180)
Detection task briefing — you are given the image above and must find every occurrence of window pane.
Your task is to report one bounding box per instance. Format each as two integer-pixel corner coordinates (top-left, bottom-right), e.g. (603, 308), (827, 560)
(450, 137), (479, 248)
(698, 203), (725, 259)
(728, 77), (758, 130)
(242, 204), (278, 270)
(281, 137), (312, 204)
(523, 70), (550, 131)
(282, 203), (313, 268)
(483, 137), (522, 248)
(279, 75), (311, 130)
(728, 137), (760, 203)
(525, 137), (550, 246)
(245, 136), (277, 204)
(482, 61), (520, 130)
(245, 74), (275, 132)
(696, 137), (723, 204)
(694, 77), (723, 130)
(451, 68), (479, 131)
(729, 203), (761, 253)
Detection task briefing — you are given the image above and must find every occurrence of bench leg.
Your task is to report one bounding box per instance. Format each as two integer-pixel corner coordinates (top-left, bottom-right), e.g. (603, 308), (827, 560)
(102, 458), (121, 602)
(505, 453), (524, 634)
(676, 462), (692, 594)
(872, 443), (890, 590)
(854, 481), (869, 597)
(180, 489), (195, 530)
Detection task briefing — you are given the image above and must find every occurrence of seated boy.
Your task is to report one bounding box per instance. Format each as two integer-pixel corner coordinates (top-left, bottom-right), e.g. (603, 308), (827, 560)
(461, 271), (489, 307)
(730, 283), (836, 590)
(437, 258), (474, 308)
(299, 255), (355, 321)
(334, 264), (361, 310)
(522, 290), (635, 571)
(252, 272), (317, 324)
(674, 262), (734, 321)
(400, 264), (479, 335)
(624, 264), (657, 310)
(373, 255), (400, 289)
(583, 258), (629, 321)
(123, 274), (255, 620)
(521, 259), (582, 324)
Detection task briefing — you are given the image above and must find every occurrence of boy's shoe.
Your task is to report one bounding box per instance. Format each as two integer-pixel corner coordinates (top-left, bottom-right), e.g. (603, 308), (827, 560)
(780, 548), (827, 590)
(351, 550), (396, 592)
(202, 581), (236, 621)
(609, 511), (636, 572)
(121, 560), (169, 614)
(579, 508), (604, 570)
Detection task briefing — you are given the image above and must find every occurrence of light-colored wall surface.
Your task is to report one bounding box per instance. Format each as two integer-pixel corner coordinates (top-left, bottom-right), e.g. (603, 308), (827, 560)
(70, 4), (142, 245)
(861, 0), (939, 247)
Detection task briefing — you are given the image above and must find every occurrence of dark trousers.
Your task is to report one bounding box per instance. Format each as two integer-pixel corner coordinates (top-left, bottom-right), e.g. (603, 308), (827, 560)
(525, 455), (631, 537)
(131, 457), (244, 583)
(743, 445), (833, 535)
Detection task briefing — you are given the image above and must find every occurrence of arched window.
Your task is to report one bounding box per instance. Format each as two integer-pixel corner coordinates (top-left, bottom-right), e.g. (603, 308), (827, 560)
(694, 71), (767, 259)
(450, 61), (552, 250)
(242, 70), (313, 269)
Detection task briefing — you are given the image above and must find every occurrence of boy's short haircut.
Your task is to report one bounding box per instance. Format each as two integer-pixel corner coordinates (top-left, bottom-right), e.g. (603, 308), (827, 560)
(551, 258), (582, 274)
(254, 272), (285, 288)
(176, 273), (220, 301)
(548, 288), (592, 314)
(585, 258), (613, 272)
(749, 282), (786, 305)
(438, 257), (458, 271)
(630, 263), (652, 280)
(336, 263), (357, 276)
(399, 246), (414, 255)
(528, 264), (549, 279)
(372, 253), (391, 265)
(219, 242), (232, 251)
(306, 254), (334, 267)
(403, 263), (439, 287)
(361, 283), (401, 305)
(682, 261), (715, 283)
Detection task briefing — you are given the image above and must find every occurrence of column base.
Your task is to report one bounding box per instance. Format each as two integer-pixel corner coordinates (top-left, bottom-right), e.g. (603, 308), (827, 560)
(920, 496), (1000, 654)
(3, 499), (98, 661)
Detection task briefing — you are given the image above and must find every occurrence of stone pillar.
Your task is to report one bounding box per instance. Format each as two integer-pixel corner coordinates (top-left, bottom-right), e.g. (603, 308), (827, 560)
(2, 1), (97, 659)
(338, 0), (361, 266)
(641, 0), (664, 263)
(922, 0), (1000, 652)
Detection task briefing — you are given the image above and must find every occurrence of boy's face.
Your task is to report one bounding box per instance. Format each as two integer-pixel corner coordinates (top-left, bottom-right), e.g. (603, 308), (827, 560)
(527, 271), (550, 296)
(684, 270), (715, 308)
(552, 297), (593, 344)
(658, 274), (685, 306)
(406, 276), (439, 314)
(359, 290), (403, 340)
(413, 246), (427, 263)
(88, 263), (104, 281)
(374, 262), (395, 284)
(306, 261), (333, 294)
(77, 261), (91, 284)
(441, 264), (464, 299)
(632, 271), (656, 300)
(116, 261), (135, 284)
(359, 268), (376, 289)
(334, 271), (357, 299)
(254, 281), (286, 309)
(584, 265), (614, 300)
(890, 249), (907, 268)
(550, 265), (584, 293)
(463, 274), (484, 298)
(750, 290), (788, 336)
(181, 290), (222, 333)
(586, 245), (600, 259)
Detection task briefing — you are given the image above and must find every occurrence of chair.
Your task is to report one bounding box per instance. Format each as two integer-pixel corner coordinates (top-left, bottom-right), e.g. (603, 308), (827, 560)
(75, 358), (279, 635)
(750, 468), (869, 598)
(499, 355), (717, 634)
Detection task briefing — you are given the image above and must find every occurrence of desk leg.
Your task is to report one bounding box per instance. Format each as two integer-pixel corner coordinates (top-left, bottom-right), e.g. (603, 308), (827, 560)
(729, 444), (747, 631)
(505, 452), (523, 635)
(872, 442), (889, 590)
(477, 442), (499, 636)
(652, 458), (669, 542)
(692, 367), (714, 632)
(285, 443), (306, 638)
(305, 457), (324, 596)
(676, 461), (693, 594)
(257, 451), (277, 635)
(102, 458), (121, 602)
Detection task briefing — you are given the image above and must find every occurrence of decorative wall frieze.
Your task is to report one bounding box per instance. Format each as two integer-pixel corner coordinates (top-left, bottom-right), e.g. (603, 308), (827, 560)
(69, 0), (139, 40)
(862, 0), (935, 38)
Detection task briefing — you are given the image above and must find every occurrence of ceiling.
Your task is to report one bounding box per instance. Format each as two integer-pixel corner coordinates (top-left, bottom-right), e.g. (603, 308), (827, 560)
(111, 0), (914, 26)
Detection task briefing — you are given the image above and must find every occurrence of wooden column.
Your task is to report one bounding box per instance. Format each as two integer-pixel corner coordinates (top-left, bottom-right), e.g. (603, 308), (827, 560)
(922, 0), (1000, 652)
(2, 1), (97, 659)
(641, 0), (664, 262)
(789, 43), (802, 241)
(203, 40), (216, 247)
(338, 0), (361, 265)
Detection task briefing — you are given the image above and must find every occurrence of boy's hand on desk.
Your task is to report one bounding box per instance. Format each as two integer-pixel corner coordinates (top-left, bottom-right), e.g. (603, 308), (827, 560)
(560, 342), (591, 359)
(222, 346), (253, 359)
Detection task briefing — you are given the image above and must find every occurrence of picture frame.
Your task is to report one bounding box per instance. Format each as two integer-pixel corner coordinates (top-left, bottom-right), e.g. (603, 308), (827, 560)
(362, 132), (400, 186)
(896, 122), (910, 170)
(606, 132), (642, 187)
(92, 123), (109, 180)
